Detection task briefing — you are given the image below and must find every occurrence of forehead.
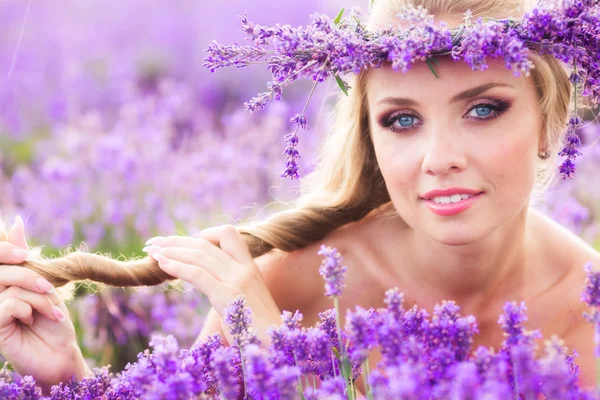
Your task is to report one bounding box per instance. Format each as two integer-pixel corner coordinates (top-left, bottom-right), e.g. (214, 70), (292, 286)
(365, 56), (527, 102)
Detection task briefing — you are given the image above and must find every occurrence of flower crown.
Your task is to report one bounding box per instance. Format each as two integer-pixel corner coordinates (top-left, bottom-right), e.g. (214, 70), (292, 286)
(204, 0), (600, 180)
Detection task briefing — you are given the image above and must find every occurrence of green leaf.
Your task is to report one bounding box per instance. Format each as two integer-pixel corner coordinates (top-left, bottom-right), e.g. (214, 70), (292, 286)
(426, 58), (440, 79)
(342, 357), (352, 378)
(334, 8), (345, 25)
(332, 347), (342, 360)
(430, 56), (440, 66)
(335, 75), (349, 96)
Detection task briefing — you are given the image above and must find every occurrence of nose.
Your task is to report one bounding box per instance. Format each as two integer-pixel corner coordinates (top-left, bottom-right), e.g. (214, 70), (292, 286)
(421, 130), (468, 176)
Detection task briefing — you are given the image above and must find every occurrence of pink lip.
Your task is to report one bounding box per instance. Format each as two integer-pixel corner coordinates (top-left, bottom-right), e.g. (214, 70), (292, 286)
(422, 193), (483, 216)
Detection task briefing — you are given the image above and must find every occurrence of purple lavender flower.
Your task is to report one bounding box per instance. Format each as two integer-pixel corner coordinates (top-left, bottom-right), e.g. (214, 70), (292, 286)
(498, 301), (540, 348)
(244, 344), (278, 400)
(449, 362), (480, 400)
(211, 346), (242, 400)
(560, 116), (584, 179)
(288, 328), (312, 374)
(317, 376), (347, 399)
(290, 114), (308, 129)
(281, 132), (301, 180)
(538, 336), (581, 399)
(267, 325), (296, 368)
(281, 310), (304, 330)
(384, 288), (405, 321)
(224, 295), (255, 347)
(317, 245), (347, 298)
(345, 306), (377, 365)
(582, 262), (600, 307)
(180, 333), (223, 392)
(306, 327), (333, 379)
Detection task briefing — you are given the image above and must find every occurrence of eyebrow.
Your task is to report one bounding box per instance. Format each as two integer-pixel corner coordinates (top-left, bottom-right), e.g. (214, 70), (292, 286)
(375, 82), (516, 107)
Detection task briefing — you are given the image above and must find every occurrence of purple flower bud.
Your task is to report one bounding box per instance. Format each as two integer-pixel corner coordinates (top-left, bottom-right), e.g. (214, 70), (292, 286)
(224, 295), (253, 347)
(345, 306), (377, 364)
(306, 327), (333, 379)
(582, 262), (600, 307)
(244, 344), (279, 400)
(317, 245), (348, 298)
(384, 288), (405, 320)
(498, 301), (528, 347)
(211, 347), (242, 399)
(290, 114), (308, 129)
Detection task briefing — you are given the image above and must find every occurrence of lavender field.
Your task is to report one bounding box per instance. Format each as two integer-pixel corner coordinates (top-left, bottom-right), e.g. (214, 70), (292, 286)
(1, 0), (600, 398)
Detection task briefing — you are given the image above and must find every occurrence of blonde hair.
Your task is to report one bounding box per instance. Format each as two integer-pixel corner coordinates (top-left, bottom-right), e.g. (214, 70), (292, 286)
(6, 0), (574, 290)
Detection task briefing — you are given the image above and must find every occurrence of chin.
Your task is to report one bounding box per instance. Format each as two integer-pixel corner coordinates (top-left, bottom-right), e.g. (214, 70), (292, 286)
(421, 222), (487, 247)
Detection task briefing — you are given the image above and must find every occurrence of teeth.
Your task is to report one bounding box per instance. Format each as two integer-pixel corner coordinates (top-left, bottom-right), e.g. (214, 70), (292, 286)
(432, 194), (472, 204)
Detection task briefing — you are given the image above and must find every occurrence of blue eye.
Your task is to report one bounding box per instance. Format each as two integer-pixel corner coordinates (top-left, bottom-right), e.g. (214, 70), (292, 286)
(471, 105), (493, 117)
(398, 115), (415, 127)
(380, 100), (510, 134)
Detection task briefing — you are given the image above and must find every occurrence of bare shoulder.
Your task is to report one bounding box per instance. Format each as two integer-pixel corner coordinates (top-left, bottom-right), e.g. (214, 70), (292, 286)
(529, 208), (600, 274)
(528, 208), (600, 328)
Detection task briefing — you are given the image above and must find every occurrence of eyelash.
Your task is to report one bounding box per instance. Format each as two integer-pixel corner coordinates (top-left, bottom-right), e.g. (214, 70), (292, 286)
(379, 99), (511, 134)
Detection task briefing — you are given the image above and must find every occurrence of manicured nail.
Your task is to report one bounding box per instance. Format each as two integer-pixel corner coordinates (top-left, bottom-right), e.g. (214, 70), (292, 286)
(15, 215), (24, 229)
(145, 237), (164, 246)
(142, 245), (161, 254)
(52, 306), (66, 322)
(36, 277), (55, 293)
(12, 248), (29, 259)
(152, 253), (169, 265)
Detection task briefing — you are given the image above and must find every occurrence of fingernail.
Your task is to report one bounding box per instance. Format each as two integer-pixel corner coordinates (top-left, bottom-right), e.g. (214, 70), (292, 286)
(142, 245), (161, 254)
(52, 306), (66, 322)
(12, 248), (29, 259)
(152, 253), (169, 265)
(145, 237), (164, 246)
(36, 277), (55, 293)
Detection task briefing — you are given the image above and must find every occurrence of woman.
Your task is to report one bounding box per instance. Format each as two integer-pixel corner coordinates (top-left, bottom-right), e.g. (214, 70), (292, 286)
(0, 0), (599, 394)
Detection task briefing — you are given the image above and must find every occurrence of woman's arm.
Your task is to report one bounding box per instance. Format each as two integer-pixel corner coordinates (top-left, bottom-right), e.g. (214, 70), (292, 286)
(196, 307), (224, 345)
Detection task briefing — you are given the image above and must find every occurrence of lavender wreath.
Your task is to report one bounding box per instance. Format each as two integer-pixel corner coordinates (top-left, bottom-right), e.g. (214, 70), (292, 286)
(204, 0), (600, 180)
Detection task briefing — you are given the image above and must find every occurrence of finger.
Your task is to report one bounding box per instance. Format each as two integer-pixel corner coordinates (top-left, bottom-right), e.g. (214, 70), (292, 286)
(152, 253), (220, 297)
(148, 246), (226, 278)
(0, 286), (62, 322)
(0, 298), (34, 327)
(145, 235), (232, 265)
(0, 242), (30, 265)
(198, 225), (254, 265)
(0, 265), (57, 295)
(7, 215), (30, 251)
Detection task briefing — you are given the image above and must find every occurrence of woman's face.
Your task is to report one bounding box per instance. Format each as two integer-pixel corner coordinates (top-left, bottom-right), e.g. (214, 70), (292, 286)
(366, 56), (544, 246)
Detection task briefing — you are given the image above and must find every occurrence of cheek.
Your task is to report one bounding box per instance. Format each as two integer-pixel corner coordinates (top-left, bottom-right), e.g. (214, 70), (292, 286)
(372, 135), (419, 195)
(480, 124), (539, 198)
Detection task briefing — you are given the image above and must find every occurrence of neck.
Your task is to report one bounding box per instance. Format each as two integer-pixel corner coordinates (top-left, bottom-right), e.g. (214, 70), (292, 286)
(385, 207), (536, 315)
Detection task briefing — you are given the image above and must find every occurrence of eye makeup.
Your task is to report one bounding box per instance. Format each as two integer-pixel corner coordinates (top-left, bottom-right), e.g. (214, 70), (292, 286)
(376, 96), (513, 134)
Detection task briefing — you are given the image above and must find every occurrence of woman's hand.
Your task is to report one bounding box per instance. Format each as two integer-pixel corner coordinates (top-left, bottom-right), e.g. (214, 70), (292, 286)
(0, 216), (91, 393)
(143, 225), (281, 346)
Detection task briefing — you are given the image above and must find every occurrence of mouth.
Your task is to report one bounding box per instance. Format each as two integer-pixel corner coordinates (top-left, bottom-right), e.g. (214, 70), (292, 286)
(421, 192), (484, 216)
(424, 192), (482, 205)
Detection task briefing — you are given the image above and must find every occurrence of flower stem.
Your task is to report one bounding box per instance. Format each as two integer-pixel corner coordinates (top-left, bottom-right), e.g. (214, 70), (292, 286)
(362, 359), (374, 400)
(294, 354), (305, 395)
(594, 321), (600, 392)
(239, 344), (248, 399)
(334, 297), (355, 400)
(513, 359), (519, 400)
